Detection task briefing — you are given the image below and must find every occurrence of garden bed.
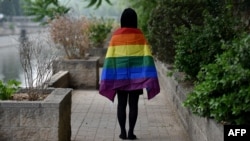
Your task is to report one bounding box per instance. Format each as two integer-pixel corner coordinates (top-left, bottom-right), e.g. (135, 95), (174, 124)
(0, 88), (72, 141)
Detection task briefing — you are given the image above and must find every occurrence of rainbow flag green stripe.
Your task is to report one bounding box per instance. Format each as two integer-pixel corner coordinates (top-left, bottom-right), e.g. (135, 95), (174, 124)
(103, 56), (155, 69)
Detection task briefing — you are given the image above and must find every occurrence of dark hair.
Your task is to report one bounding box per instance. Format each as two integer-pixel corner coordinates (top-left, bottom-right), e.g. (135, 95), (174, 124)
(120, 8), (137, 28)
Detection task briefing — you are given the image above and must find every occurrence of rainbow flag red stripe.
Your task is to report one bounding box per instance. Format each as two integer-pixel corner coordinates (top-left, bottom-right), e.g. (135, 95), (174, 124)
(99, 28), (160, 101)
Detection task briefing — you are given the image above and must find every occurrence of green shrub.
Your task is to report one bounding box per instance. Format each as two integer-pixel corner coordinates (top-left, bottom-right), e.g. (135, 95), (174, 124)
(183, 34), (250, 125)
(0, 80), (21, 100)
(148, 0), (205, 64)
(174, 9), (241, 79)
(89, 17), (113, 48)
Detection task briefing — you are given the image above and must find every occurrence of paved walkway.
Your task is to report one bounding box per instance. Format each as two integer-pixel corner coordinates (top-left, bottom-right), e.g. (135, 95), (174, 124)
(71, 88), (190, 141)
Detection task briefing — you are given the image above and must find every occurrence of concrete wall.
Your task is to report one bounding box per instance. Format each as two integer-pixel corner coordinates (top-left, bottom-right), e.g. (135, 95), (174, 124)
(48, 71), (70, 88)
(52, 57), (100, 89)
(155, 60), (224, 141)
(0, 88), (72, 141)
(88, 48), (107, 67)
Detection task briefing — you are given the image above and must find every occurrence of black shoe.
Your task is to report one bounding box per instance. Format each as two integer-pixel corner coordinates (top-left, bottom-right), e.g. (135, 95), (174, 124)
(119, 134), (127, 140)
(127, 134), (137, 140)
(119, 130), (127, 140)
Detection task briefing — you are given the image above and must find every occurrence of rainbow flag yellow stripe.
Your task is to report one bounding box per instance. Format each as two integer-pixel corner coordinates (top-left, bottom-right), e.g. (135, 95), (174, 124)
(106, 45), (152, 57)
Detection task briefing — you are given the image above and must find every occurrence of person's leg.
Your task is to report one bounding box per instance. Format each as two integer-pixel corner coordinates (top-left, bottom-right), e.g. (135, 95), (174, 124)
(117, 90), (128, 139)
(128, 92), (140, 140)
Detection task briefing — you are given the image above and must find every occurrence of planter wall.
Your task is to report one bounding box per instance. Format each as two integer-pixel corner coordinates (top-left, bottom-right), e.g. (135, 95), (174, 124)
(52, 57), (100, 89)
(48, 71), (70, 88)
(0, 88), (72, 141)
(155, 60), (224, 141)
(88, 48), (107, 67)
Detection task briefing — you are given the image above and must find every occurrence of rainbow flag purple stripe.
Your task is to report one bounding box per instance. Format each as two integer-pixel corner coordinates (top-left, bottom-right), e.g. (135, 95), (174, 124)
(99, 28), (160, 101)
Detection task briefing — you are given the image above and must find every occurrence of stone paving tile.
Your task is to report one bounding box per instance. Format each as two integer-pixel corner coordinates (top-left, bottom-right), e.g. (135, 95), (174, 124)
(71, 89), (190, 141)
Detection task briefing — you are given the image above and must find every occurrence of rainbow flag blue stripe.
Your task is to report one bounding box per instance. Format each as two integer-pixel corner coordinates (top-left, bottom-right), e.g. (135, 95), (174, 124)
(99, 28), (160, 101)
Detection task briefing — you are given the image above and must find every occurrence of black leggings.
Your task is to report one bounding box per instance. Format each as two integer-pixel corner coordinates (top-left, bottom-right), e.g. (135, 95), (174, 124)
(117, 90), (142, 134)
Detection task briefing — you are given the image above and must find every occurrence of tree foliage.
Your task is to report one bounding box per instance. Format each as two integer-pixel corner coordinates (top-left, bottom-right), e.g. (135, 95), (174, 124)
(20, 0), (114, 24)
(85, 0), (112, 9)
(23, 0), (70, 23)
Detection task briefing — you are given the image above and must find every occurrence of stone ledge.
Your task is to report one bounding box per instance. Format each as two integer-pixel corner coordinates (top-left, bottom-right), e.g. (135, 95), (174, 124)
(52, 57), (100, 89)
(0, 88), (72, 141)
(155, 60), (224, 141)
(88, 48), (107, 67)
(48, 71), (69, 88)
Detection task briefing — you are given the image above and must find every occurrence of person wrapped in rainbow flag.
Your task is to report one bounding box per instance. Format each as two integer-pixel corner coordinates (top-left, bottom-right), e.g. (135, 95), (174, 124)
(99, 8), (160, 140)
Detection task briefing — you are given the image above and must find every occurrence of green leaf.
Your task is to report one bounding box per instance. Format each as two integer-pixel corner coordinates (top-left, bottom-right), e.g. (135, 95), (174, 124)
(86, 0), (97, 8)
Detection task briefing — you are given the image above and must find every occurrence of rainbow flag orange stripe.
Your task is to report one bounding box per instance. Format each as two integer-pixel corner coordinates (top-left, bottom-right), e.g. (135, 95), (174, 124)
(99, 28), (160, 101)
(109, 34), (147, 46)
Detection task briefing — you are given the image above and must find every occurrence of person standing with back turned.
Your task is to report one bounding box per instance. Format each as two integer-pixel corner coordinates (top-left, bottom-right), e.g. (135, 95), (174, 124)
(99, 8), (160, 140)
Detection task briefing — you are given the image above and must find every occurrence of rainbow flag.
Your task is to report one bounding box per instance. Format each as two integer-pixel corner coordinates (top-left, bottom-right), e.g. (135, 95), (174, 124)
(99, 28), (160, 101)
